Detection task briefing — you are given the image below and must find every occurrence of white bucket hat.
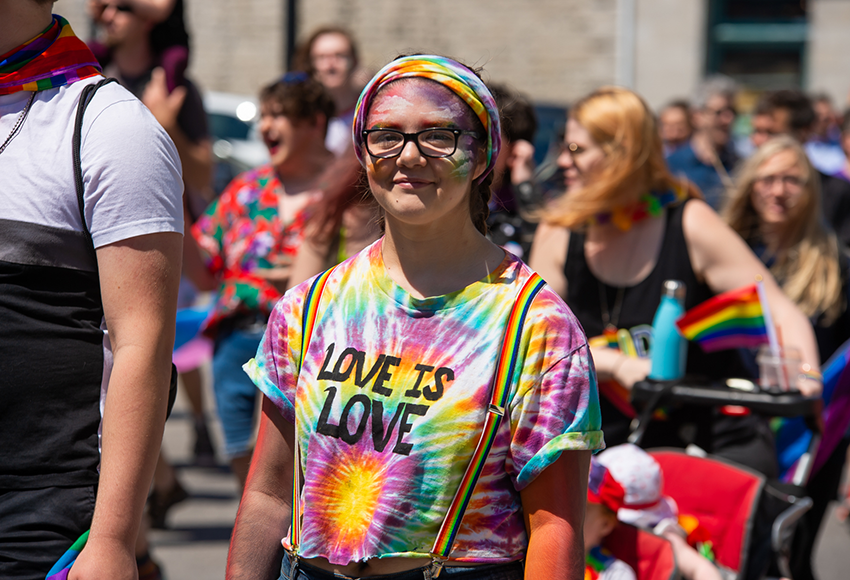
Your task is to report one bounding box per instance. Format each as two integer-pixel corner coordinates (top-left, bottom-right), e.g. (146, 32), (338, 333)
(596, 444), (678, 528)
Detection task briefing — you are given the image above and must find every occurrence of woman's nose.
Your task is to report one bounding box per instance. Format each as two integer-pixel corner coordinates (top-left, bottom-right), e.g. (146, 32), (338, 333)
(557, 148), (574, 170)
(397, 139), (425, 166)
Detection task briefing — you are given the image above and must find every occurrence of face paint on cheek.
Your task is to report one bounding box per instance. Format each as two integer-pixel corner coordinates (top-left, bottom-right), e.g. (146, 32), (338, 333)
(447, 151), (476, 181)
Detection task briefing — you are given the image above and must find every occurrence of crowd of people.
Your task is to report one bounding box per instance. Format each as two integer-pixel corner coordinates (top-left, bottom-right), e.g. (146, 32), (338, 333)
(4, 1), (850, 579)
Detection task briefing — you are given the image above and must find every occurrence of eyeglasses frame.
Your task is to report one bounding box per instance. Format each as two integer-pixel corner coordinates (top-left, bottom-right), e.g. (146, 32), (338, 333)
(362, 128), (481, 159)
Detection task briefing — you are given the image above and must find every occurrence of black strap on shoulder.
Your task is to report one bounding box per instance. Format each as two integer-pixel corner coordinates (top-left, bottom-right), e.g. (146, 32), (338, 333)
(71, 77), (179, 417)
(73, 78), (117, 242)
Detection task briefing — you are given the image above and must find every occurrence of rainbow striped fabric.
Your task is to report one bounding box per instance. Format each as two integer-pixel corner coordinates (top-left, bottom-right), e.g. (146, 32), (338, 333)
(45, 530), (89, 580)
(675, 284), (768, 353)
(0, 16), (101, 95)
(352, 55), (502, 184)
(244, 240), (603, 564)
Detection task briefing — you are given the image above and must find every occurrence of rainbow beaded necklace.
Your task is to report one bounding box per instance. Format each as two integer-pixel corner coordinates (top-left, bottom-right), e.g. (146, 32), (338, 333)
(587, 186), (688, 231)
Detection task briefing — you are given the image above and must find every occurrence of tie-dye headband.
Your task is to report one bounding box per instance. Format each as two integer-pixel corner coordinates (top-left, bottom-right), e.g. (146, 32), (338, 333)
(352, 55), (501, 183)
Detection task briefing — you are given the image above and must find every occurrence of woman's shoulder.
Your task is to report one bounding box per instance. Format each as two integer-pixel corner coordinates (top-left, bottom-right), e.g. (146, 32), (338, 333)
(513, 256), (588, 352)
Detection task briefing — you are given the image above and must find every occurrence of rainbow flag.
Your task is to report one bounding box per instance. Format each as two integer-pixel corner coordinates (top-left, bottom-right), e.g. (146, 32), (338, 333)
(45, 529), (88, 579)
(676, 284), (768, 353)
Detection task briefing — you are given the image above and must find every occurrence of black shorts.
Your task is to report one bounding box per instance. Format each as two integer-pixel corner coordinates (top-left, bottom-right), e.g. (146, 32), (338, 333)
(0, 485), (96, 580)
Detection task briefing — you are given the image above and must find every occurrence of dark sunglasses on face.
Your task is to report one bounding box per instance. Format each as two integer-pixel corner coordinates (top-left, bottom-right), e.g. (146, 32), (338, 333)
(99, 3), (134, 14)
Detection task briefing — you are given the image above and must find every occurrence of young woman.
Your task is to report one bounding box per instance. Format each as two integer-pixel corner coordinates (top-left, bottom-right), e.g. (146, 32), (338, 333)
(183, 74), (335, 489)
(723, 136), (850, 580)
(227, 55), (603, 580)
(529, 87), (819, 477)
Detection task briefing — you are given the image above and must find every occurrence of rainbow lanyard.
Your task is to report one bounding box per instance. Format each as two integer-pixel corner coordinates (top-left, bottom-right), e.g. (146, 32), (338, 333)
(286, 268), (545, 577)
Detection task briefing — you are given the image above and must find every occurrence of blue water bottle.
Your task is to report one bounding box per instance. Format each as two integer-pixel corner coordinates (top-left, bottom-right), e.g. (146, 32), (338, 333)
(649, 280), (687, 380)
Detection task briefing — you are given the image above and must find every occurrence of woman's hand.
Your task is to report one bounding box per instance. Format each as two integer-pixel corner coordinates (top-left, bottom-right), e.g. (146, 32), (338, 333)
(254, 255), (294, 294)
(590, 346), (650, 389)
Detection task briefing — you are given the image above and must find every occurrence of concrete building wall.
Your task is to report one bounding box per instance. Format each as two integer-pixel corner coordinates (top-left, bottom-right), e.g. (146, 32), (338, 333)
(633, 0), (707, 111)
(807, 0), (850, 108)
(298, 0), (619, 106)
(56, 0), (283, 97)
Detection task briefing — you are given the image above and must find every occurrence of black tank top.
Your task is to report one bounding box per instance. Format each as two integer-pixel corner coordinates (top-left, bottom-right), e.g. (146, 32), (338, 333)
(565, 199), (753, 446)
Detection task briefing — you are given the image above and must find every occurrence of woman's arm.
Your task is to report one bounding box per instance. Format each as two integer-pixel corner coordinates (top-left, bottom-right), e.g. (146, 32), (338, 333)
(227, 396), (295, 580)
(684, 199), (821, 393)
(528, 222), (570, 298)
(129, 0), (177, 23)
(521, 450), (591, 580)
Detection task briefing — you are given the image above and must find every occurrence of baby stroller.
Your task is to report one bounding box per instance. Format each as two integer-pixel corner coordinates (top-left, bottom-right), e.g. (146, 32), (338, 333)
(602, 522), (679, 580)
(629, 376), (826, 580)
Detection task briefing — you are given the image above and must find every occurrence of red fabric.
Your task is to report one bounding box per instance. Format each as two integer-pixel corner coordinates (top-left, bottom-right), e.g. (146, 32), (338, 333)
(650, 450), (764, 572)
(588, 467), (627, 514)
(602, 524), (677, 580)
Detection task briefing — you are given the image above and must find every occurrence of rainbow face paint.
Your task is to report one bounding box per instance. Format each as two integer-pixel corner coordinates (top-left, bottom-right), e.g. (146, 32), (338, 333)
(353, 55), (501, 184)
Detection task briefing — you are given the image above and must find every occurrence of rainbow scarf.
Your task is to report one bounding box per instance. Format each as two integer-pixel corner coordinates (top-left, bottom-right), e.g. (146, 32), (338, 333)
(352, 55), (501, 184)
(676, 284), (768, 353)
(0, 15), (101, 95)
(585, 546), (617, 580)
(45, 530), (89, 580)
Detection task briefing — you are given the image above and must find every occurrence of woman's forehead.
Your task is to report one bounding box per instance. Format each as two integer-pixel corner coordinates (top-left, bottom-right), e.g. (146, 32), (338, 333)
(366, 78), (473, 125)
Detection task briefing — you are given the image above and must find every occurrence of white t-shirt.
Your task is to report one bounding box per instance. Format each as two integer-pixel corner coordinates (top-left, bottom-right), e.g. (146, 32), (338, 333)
(0, 76), (183, 246)
(0, 76), (183, 488)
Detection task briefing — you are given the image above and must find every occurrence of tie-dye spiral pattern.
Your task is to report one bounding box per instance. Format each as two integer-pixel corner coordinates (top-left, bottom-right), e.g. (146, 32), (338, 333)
(245, 240), (603, 565)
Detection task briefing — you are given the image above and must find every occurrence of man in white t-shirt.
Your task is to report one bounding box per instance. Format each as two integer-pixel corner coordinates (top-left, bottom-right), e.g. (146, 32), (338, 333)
(0, 2), (183, 579)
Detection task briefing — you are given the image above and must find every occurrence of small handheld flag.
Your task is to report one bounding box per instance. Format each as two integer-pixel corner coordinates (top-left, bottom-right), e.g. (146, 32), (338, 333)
(45, 529), (88, 579)
(676, 284), (769, 353)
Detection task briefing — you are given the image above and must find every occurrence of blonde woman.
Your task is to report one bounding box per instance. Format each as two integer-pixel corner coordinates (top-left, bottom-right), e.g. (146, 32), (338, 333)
(724, 135), (849, 363)
(529, 87), (819, 476)
(723, 136), (850, 580)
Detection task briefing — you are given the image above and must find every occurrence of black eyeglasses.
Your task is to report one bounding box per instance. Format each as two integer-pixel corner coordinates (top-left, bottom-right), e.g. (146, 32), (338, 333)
(362, 128), (480, 159)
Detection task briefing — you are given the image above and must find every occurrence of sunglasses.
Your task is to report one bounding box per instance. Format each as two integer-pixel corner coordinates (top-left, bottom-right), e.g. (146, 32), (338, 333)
(99, 3), (134, 14)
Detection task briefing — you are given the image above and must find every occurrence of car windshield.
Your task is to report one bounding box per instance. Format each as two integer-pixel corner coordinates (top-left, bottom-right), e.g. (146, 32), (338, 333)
(208, 113), (252, 141)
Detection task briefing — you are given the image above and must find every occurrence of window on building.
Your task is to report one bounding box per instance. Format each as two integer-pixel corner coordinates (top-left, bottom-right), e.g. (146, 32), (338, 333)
(706, 0), (808, 91)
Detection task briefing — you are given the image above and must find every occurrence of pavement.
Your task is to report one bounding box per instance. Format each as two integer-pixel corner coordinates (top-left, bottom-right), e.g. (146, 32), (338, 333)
(150, 376), (850, 580)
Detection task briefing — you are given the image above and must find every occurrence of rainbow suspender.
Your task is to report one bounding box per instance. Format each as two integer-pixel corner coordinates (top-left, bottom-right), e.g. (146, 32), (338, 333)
(285, 270), (546, 577)
(287, 266), (336, 555)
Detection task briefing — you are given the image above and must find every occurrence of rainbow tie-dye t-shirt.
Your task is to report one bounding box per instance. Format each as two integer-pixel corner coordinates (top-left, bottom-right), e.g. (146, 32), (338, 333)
(245, 240), (604, 565)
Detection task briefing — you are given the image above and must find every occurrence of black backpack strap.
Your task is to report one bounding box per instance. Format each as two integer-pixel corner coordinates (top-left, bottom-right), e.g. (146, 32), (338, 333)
(73, 77), (117, 242)
(72, 77), (179, 417)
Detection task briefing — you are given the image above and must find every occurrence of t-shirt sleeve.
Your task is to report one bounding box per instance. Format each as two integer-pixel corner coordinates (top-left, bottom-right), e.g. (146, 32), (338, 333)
(243, 283), (307, 424)
(506, 292), (604, 490)
(81, 85), (184, 248)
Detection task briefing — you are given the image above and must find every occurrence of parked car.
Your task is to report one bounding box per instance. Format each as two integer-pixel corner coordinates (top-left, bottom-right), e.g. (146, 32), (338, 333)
(204, 91), (269, 194)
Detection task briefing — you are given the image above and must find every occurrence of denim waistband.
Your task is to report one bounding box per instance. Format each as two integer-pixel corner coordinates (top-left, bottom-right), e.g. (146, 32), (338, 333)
(279, 553), (524, 580)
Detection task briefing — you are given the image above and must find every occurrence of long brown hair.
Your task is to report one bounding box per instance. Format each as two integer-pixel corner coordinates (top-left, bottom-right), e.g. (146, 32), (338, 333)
(723, 136), (843, 323)
(546, 86), (697, 228)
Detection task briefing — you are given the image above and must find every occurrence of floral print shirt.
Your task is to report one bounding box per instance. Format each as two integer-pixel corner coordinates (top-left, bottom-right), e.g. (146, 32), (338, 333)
(193, 164), (315, 336)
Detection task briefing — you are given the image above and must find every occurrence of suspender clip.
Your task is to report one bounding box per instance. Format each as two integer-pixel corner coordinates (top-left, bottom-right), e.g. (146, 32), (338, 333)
(426, 554), (447, 579)
(488, 404), (505, 416)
